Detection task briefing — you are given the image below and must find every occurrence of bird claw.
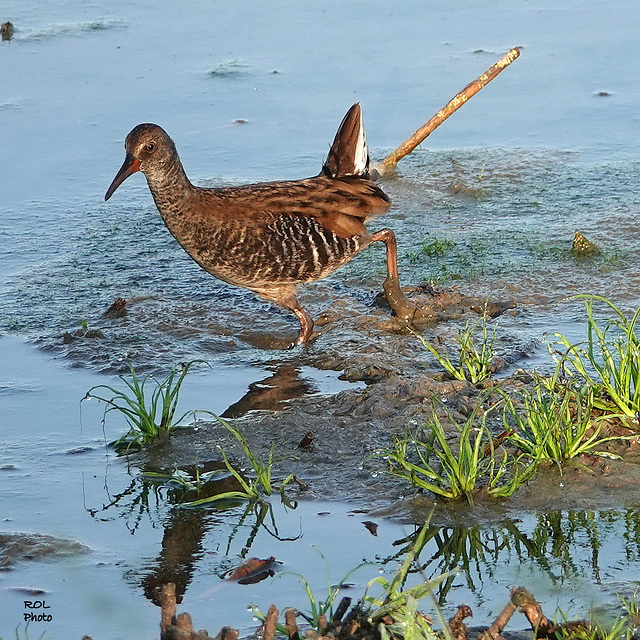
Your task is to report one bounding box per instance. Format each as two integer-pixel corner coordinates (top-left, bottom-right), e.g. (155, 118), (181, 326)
(383, 276), (419, 322)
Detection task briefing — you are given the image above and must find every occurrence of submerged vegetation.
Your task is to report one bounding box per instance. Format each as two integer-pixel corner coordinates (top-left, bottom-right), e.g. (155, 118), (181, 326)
(408, 237), (457, 263)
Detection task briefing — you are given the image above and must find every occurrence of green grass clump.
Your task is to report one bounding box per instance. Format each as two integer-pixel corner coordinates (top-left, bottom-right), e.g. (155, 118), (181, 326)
(551, 295), (640, 422)
(84, 360), (203, 452)
(415, 313), (497, 384)
(378, 402), (537, 504)
(503, 375), (618, 464)
(553, 590), (640, 640)
(85, 360), (293, 503)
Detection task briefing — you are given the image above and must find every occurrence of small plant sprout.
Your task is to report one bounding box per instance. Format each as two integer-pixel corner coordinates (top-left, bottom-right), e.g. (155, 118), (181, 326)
(84, 360), (205, 452)
(550, 295), (640, 423)
(142, 458), (226, 494)
(550, 597), (638, 640)
(0, 625), (51, 640)
(181, 416), (296, 507)
(251, 522), (448, 640)
(415, 310), (498, 384)
(250, 550), (368, 634)
(364, 522), (450, 640)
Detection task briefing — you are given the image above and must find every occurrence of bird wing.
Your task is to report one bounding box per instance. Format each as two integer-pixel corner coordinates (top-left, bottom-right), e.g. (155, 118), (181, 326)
(194, 103), (389, 239)
(205, 175), (390, 239)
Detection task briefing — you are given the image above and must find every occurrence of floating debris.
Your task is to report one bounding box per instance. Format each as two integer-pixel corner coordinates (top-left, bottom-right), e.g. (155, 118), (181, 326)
(1, 21), (13, 41)
(448, 181), (485, 198)
(570, 230), (600, 257)
(103, 296), (127, 319)
(10, 587), (48, 596)
(297, 430), (315, 449)
(362, 520), (378, 536)
(208, 59), (248, 78)
(227, 556), (276, 584)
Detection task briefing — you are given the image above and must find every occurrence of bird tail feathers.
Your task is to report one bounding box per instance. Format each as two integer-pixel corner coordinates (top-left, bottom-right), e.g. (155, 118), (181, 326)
(322, 103), (370, 178)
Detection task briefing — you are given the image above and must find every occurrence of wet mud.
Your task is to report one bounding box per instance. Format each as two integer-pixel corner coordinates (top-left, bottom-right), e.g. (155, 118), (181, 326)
(113, 277), (640, 526)
(0, 532), (89, 568)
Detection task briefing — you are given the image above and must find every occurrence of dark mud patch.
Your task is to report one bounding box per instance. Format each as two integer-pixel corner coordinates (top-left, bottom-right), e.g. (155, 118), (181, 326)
(137, 361), (640, 526)
(0, 532), (89, 569)
(114, 353), (521, 526)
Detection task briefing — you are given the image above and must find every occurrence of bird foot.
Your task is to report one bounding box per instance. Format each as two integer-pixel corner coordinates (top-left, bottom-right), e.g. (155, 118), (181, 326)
(292, 329), (321, 349)
(383, 277), (440, 326)
(238, 332), (301, 351)
(383, 276), (419, 321)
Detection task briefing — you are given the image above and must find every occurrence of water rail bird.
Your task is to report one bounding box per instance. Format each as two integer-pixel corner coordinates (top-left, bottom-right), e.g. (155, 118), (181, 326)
(105, 104), (419, 345)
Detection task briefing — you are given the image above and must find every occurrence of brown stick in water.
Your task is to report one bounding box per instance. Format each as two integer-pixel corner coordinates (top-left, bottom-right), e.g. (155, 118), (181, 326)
(284, 608), (300, 640)
(373, 47), (520, 177)
(263, 605), (279, 640)
(160, 583), (178, 634)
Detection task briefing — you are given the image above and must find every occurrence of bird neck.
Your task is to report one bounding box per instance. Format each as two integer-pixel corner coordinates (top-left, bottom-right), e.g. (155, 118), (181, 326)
(144, 156), (194, 216)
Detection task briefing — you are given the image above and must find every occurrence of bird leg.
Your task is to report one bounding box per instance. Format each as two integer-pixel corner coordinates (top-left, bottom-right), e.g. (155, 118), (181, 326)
(293, 306), (314, 345)
(370, 228), (419, 321)
(253, 286), (315, 347)
(287, 228), (424, 344)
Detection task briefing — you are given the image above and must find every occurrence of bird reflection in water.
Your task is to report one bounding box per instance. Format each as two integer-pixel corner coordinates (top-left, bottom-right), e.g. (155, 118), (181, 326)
(222, 364), (317, 418)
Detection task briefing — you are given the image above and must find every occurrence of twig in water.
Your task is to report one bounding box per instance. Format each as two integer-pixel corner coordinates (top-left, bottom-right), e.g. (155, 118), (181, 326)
(263, 604), (279, 640)
(373, 48), (520, 178)
(284, 608), (300, 640)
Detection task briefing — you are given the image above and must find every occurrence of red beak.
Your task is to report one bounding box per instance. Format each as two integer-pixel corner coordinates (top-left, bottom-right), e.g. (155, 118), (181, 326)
(105, 153), (141, 201)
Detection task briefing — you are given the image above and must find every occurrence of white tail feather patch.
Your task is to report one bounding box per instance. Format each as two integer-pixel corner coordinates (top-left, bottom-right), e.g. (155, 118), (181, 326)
(353, 118), (368, 176)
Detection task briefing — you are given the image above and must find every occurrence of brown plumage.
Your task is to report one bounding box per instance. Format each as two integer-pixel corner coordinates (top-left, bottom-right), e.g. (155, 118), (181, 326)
(105, 104), (417, 345)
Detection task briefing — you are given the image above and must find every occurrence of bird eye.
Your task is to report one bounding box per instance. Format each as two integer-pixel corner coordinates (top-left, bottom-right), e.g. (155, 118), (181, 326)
(145, 141), (156, 152)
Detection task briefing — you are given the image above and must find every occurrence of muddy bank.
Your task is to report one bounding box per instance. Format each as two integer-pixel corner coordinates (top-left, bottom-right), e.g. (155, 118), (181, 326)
(121, 284), (640, 525)
(145, 368), (640, 524)
(124, 288), (513, 498)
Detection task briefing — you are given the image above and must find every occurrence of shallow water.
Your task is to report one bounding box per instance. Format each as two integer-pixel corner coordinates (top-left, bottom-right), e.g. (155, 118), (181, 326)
(2, 0), (640, 636)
